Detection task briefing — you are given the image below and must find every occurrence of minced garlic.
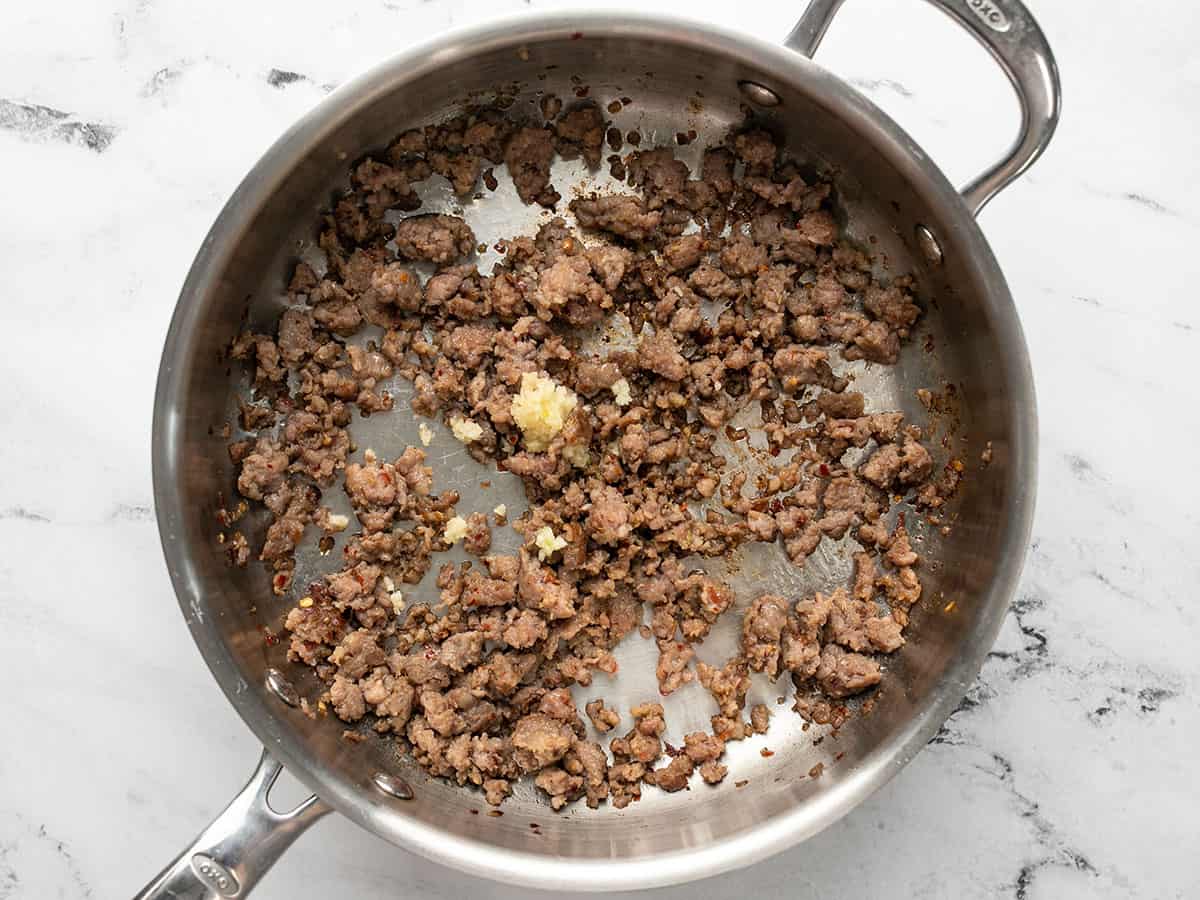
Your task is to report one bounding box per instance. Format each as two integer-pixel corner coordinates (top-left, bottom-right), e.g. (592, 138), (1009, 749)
(611, 378), (632, 407)
(418, 422), (434, 446)
(534, 525), (567, 561)
(511, 372), (577, 452)
(443, 515), (469, 544)
(325, 513), (349, 532)
(493, 504), (507, 518)
(450, 416), (484, 444)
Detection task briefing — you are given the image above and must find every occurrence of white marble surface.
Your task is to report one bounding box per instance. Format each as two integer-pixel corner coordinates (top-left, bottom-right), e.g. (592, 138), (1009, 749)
(2, 0), (1198, 897)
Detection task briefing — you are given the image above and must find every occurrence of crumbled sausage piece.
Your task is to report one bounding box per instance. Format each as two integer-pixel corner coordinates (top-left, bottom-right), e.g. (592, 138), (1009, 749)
(655, 639), (695, 695)
(662, 234), (704, 272)
(569, 195), (662, 241)
(627, 148), (690, 209)
(742, 594), (790, 678)
(699, 761), (728, 784)
(586, 485), (631, 545)
(555, 103), (607, 168)
(860, 436), (933, 489)
(734, 130), (777, 171)
(816, 644), (882, 698)
(463, 511), (492, 555)
(648, 754), (693, 792)
(513, 714), (576, 769)
(330, 676), (366, 721)
(505, 127), (559, 206)
(585, 698), (620, 733)
(393, 214), (476, 265)
(638, 329), (689, 381)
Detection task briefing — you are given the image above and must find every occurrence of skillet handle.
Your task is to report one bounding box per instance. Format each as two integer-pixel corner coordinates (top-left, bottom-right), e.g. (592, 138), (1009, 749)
(133, 750), (330, 899)
(785, 0), (1061, 216)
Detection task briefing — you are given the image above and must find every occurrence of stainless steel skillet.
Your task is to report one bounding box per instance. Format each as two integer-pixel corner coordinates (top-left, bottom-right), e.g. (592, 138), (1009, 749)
(140, 2), (1059, 896)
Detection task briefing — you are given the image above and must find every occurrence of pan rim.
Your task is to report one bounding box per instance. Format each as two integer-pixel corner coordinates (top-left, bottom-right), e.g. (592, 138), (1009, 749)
(151, 7), (1037, 891)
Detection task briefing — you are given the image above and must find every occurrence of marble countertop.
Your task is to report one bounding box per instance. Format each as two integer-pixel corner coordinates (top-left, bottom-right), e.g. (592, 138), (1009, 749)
(2, 0), (1197, 897)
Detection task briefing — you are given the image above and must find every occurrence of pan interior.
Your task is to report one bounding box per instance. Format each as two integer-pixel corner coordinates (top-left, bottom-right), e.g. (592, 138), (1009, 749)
(157, 17), (1029, 882)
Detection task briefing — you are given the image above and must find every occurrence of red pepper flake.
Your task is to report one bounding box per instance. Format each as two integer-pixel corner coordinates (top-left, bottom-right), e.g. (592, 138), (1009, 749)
(835, 752), (845, 761)
(759, 748), (774, 757)
(769, 446), (781, 457)
(818, 463), (830, 477)
(735, 779), (749, 788)
(570, 31), (583, 40)
(469, 809), (479, 816)
(769, 498), (783, 513)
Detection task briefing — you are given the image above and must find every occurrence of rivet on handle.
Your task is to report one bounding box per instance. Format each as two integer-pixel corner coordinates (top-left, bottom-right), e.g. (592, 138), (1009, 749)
(265, 668), (300, 707)
(738, 81), (782, 108)
(373, 772), (415, 800)
(915, 224), (944, 266)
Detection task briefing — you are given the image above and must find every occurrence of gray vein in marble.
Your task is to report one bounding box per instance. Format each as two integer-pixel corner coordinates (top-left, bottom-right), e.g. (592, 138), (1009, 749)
(1089, 568), (1137, 602)
(267, 68), (306, 87)
(0, 840), (16, 899)
(1122, 192), (1174, 216)
(0, 507), (50, 523)
(928, 678), (996, 747)
(1086, 186), (1193, 227)
(1063, 452), (1101, 482)
(142, 65), (184, 97)
(1055, 290), (1197, 336)
(1081, 677), (1180, 727)
(1135, 686), (1178, 714)
(0, 818), (94, 900)
(267, 68), (337, 93)
(974, 752), (1100, 898)
(0, 100), (117, 152)
(110, 502), (155, 522)
(0, 504), (160, 526)
(1002, 587), (1051, 678)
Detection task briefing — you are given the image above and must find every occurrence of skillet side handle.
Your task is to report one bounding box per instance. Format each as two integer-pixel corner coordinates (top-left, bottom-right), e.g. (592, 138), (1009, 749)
(134, 750), (330, 900)
(786, 0), (1061, 216)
